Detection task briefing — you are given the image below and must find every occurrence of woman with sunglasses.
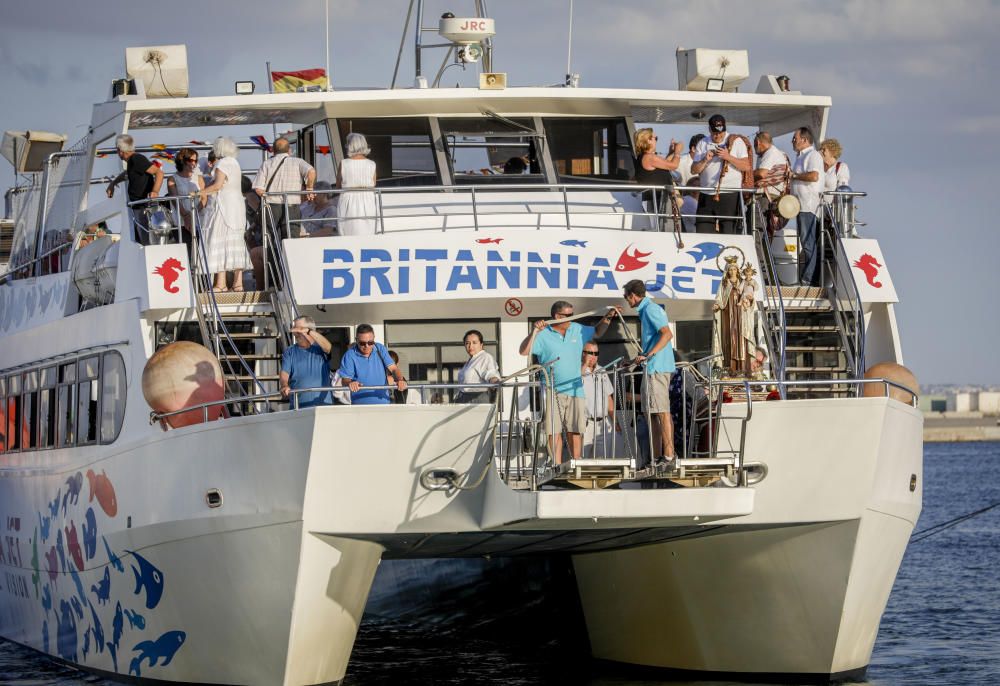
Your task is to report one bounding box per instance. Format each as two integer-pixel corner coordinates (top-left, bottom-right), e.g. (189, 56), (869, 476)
(456, 330), (500, 404)
(167, 147), (206, 247)
(633, 128), (683, 231)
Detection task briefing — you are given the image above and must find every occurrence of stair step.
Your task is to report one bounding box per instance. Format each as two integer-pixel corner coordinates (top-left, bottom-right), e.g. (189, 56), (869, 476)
(218, 354), (281, 362)
(218, 311), (276, 319)
(785, 345), (843, 353)
(226, 374), (280, 382)
(223, 332), (278, 340)
(786, 366), (848, 372)
(785, 325), (839, 332)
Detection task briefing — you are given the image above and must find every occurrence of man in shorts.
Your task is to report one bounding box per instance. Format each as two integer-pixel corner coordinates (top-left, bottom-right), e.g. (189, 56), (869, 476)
(519, 300), (615, 464)
(622, 280), (677, 466)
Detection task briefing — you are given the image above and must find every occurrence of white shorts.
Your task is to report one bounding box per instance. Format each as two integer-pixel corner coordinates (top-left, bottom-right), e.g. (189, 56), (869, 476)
(642, 372), (672, 414)
(545, 393), (586, 436)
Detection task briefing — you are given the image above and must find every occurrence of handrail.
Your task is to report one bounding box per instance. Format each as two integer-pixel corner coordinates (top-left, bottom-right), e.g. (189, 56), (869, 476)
(820, 204), (866, 380)
(748, 197), (787, 386)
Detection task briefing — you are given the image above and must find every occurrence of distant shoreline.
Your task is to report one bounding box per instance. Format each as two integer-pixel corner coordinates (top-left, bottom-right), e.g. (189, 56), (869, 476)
(923, 414), (1000, 442)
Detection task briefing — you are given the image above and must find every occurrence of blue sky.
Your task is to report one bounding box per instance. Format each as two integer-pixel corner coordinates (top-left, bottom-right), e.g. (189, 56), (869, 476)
(1, 0), (997, 385)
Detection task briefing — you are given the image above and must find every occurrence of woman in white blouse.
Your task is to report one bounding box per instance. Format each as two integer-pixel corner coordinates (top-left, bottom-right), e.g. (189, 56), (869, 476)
(456, 330), (500, 404)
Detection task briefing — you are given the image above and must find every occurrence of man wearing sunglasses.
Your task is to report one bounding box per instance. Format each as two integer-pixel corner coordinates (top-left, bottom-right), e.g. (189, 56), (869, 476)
(280, 316), (334, 408)
(338, 324), (407, 405)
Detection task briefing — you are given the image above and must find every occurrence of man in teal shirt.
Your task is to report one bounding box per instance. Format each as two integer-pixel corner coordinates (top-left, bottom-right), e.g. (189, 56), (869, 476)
(622, 280), (677, 465)
(519, 300), (615, 464)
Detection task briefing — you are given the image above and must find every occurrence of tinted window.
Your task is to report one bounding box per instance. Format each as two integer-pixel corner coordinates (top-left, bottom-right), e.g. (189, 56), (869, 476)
(337, 118), (438, 187)
(543, 118), (635, 182)
(439, 117), (544, 185)
(100, 351), (127, 444)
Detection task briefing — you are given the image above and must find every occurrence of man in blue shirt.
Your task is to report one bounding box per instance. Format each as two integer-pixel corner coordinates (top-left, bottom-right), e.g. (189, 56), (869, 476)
(519, 300), (615, 464)
(280, 316), (334, 408)
(338, 323), (407, 405)
(622, 279), (677, 465)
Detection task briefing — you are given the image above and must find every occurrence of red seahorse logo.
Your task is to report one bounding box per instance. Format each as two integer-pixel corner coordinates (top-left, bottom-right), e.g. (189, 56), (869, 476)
(852, 253), (883, 288)
(153, 257), (186, 293)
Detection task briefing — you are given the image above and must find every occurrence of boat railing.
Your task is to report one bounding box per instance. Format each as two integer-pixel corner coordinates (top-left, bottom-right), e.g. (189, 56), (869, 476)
(748, 197), (788, 386)
(823, 189), (867, 238)
(261, 183), (754, 238)
(819, 200), (866, 382)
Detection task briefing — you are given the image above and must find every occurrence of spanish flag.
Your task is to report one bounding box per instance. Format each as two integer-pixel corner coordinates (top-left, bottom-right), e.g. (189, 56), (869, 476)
(271, 68), (328, 93)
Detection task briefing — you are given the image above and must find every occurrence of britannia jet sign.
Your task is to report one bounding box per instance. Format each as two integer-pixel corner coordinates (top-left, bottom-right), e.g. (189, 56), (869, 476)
(285, 232), (761, 304)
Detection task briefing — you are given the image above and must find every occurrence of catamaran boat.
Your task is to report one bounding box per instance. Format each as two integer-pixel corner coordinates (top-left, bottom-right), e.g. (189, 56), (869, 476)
(0, 6), (922, 685)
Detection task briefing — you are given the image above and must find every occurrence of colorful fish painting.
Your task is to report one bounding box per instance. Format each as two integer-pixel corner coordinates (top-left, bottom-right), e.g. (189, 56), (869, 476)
(127, 551), (164, 610)
(65, 521), (84, 571)
(559, 239), (588, 248)
(38, 512), (51, 542)
(89, 601), (105, 655)
(42, 585), (52, 614)
(103, 536), (124, 573)
(475, 238), (503, 244)
(614, 245), (653, 272)
(62, 472), (83, 516)
(48, 491), (60, 520)
(86, 469), (118, 518)
(56, 599), (78, 662)
(70, 596), (84, 620)
(42, 620), (49, 654)
(111, 601), (124, 650)
(44, 546), (59, 583)
(686, 241), (725, 264)
(82, 627), (91, 660)
(92, 567), (111, 605)
(82, 508), (98, 560)
(129, 631), (186, 677)
(123, 608), (146, 630)
(55, 529), (66, 572)
(69, 565), (87, 606)
(31, 529), (40, 597)
(107, 641), (119, 673)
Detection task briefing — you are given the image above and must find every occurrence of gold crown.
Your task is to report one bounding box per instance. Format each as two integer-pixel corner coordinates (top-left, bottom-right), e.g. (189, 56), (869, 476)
(724, 255), (739, 265)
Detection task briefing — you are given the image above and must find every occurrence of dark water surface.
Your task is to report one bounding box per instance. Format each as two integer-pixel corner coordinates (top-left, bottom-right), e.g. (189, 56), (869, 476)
(3, 442), (998, 685)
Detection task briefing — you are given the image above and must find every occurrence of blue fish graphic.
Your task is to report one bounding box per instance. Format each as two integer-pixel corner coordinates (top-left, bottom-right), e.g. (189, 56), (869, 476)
(107, 641), (119, 673)
(55, 529), (66, 572)
(126, 551), (164, 610)
(69, 565), (87, 605)
(48, 491), (61, 520)
(112, 601), (123, 649)
(82, 508), (97, 560)
(103, 537), (124, 573)
(82, 626), (91, 660)
(686, 241), (725, 264)
(42, 620), (49, 654)
(56, 599), (78, 662)
(129, 631), (186, 677)
(89, 600), (105, 655)
(42, 585), (52, 614)
(70, 595), (84, 620)
(124, 608), (146, 631)
(559, 239), (588, 248)
(38, 512), (51, 542)
(92, 567), (111, 605)
(62, 472), (83, 517)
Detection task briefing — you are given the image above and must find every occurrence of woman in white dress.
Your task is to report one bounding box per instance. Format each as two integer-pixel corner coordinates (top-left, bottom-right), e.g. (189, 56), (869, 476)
(198, 137), (251, 292)
(337, 133), (377, 236)
(166, 148), (205, 247)
(456, 329), (500, 404)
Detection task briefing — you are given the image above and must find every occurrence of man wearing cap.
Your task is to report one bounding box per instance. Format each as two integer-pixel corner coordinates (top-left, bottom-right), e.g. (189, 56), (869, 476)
(690, 114), (751, 234)
(790, 127), (824, 286)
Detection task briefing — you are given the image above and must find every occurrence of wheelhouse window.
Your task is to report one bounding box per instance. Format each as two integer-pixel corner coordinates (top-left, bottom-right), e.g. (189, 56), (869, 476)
(100, 351), (127, 443)
(385, 320), (500, 403)
(337, 118), (438, 187)
(439, 117), (544, 185)
(39, 366), (57, 449)
(57, 362), (76, 447)
(301, 121), (336, 185)
(6, 374), (22, 451)
(78, 356), (100, 445)
(543, 118), (635, 182)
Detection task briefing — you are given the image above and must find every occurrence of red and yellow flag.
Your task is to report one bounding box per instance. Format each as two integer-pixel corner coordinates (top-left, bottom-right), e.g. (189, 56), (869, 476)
(271, 68), (328, 93)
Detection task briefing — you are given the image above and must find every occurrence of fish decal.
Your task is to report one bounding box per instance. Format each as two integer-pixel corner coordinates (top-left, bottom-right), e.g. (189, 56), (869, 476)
(86, 469), (118, 518)
(44, 546), (59, 583)
(38, 512), (51, 542)
(112, 601), (124, 650)
(853, 253), (883, 288)
(152, 257), (186, 294)
(614, 244), (653, 272)
(124, 608), (146, 631)
(686, 241), (725, 264)
(31, 528), (40, 597)
(127, 550), (164, 610)
(55, 528), (66, 572)
(69, 565), (88, 606)
(103, 536), (124, 573)
(42, 620), (49, 654)
(92, 567), (111, 605)
(65, 521), (84, 571)
(56, 599), (78, 662)
(89, 601), (106, 655)
(48, 491), (61, 520)
(82, 627), (91, 660)
(62, 472), (83, 516)
(70, 595), (84, 620)
(42, 585), (52, 615)
(82, 508), (98, 560)
(475, 237), (503, 244)
(107, 642), (119, 673)
(129, 631), (187, 677)
(559, 239), (588, 248)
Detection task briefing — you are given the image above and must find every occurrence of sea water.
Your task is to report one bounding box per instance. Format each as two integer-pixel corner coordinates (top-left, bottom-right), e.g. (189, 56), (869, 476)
(3, 441), (999, 685)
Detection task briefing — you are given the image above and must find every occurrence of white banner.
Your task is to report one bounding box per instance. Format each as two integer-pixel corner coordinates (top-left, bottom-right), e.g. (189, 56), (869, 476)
(842, 239), (898, 303)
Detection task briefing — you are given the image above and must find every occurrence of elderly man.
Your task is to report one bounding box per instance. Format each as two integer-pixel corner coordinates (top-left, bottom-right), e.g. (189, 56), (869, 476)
(280, 316), (334, 408)
(519, 300), (615, 464)
(581, 340), (619, 459)
(675, 133), (705, 186)
(299, 180), (338, 237)
(105, 134), (164, 243)
(690, 114), (751, 234)
(620, 279), (677, 466)
(338, 324), (407, 405)
(790, 127), (825, 286)
(252, 137), (317, 237)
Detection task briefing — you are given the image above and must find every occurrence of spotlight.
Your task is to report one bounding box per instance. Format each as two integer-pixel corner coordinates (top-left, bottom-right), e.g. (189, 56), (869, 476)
(706, 78), (724, 92)
(235, 80), (255, 95)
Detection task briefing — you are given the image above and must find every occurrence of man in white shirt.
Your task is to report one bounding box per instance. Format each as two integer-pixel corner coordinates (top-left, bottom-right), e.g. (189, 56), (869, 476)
(674, 133), (705, 186)
(790, 127), (825, 286)
(253, 137), (317, 237)
(753, 132), (789, 203)
(581, 341), (618, 458)
(690, 114), (751, 234)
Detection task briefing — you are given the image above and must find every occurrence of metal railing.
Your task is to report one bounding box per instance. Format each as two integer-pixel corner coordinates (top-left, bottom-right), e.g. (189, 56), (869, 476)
(748, 196), (788, 385)
(824, 189), (867, 237)
(819, 201), (866, 381)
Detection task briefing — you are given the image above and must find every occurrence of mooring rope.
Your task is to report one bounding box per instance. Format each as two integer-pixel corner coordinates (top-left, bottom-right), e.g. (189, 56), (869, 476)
(910, 500), (1000, 543)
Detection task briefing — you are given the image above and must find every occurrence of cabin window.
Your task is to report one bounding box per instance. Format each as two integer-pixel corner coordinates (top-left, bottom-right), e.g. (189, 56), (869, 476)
(77, 356), (100, 445)
(39, 366), (57, 449)
(439, 117), (544, 185)
(100, 351), (126, 444)
(302, 121), (336, 185)
(674, 320), (713, 362)
(543, 118), (635, 182)
(384, 320), (500, 403)
(57, 362), (76, 447)
(0, 377), (6, 453)
(336, 118), (438, 187)
(23, 371), (39, 450)
(6, 374), (22, 451)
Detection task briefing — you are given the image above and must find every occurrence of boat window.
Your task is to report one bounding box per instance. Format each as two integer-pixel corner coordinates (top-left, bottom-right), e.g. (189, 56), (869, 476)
(543, 118), (635, 183)
(384, 320), (500, 402)
(23, 371), (39, 450)
(57, 362), (76, 447)
(302, 121), (336, 185)
(39, 366), (57, 449)
(336, 118), (438, 187)
(77, 356), (100, 445)
(0, 377), (6, 453)
(675, 320), (713, 363)
(6, 375), (22, 451)
(100, 351), (127, 444)
(439, 117), (544, 185)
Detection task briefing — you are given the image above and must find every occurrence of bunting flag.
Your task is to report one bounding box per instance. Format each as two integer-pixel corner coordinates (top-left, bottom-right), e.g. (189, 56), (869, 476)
(316, 145), (331, 155)
(250, 135), (271, 152)
(152, 151), (175, 162)
(151, 144), (166, 151)
(271, 68), (328, 93)
(188, 140), (207, 145)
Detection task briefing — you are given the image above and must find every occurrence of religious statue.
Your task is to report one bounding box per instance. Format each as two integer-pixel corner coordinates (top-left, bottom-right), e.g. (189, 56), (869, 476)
(712, 251), (764, 377)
